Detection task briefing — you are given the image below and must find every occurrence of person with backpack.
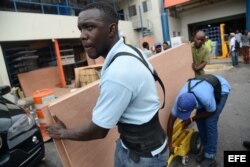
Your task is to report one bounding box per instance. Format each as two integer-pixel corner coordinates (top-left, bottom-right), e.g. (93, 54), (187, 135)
(167, 74), (231, 167)
(229, 32), (239, 66)
(46, 2), (168, 166)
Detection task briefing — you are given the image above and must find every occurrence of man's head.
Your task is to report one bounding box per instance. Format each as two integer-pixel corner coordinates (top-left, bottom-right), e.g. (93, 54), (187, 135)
(162, 41), (169, 50)
(176, 93), (197, 120)
(194, 31), (206, 49)
(142, 41), (150, 50)
(154, 42), (162, 53)
(205, 36), (209, 41)
(78, 2), (119, 59)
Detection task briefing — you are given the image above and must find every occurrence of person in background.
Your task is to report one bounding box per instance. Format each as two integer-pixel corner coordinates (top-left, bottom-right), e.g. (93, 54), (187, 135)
(192, 31), (209, 76)
(229, 32), (239, 67)
(154, 41), (162, 54)
(205, 36), (212, 63)
(241, 30), (250, 62)
(243, 141), (250, 150)
(162, 41), (170, 51)
(142, 41), (153, 58)
(167, 74), (231, 167)
(46, 2), (168, 167)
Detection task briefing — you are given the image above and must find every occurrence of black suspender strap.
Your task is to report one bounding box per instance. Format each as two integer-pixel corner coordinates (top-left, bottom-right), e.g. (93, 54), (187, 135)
(187, 79), (204, 105)
(106, 45), (166, 109)
(188, 79), (204, 92)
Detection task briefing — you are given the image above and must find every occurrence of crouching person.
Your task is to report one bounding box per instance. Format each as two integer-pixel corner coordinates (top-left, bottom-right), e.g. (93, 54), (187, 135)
(167, 74), (231, 167)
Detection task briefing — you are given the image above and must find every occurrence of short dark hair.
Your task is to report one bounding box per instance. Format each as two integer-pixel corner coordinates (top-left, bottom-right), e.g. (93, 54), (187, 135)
(142, 42), (149, 48)
(81, 2), (118, 24)
(163, 41), (169, 45)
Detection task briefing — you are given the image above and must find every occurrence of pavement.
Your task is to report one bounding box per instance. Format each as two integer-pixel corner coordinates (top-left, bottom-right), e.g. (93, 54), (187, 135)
(37, 56), (250, 167)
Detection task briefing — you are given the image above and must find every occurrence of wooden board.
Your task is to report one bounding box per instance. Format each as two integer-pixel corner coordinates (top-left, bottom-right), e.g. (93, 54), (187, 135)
(48, 43), (194, 167)
(18, 66), (61, 97)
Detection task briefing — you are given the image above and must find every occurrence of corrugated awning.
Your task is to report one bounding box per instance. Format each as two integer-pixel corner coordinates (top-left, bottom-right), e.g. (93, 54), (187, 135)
(164, 0), (191, 8)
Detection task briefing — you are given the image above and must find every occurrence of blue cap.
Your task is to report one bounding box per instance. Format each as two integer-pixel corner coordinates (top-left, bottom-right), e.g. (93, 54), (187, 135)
(176, 93), (197, 120)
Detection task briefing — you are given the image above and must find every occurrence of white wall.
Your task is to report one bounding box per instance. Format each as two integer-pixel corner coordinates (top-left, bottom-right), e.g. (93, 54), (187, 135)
(179, 0), (246, 39)
(118, 20), (139, 46)
(168, 15), (181, 38)
(0, 11), (138, 45)
(0, 11), (80, 41)
(119, 0), (164, 43)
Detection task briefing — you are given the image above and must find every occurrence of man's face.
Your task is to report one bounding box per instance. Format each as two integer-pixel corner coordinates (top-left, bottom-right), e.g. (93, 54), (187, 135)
(155, 45), (162, 53)
(194, 33), (205, 49)
(163, 44), (168, 50)
(78, 9), (110, 59)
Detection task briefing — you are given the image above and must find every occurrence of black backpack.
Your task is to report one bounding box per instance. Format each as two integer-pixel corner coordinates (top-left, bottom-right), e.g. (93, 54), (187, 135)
(235, 40), (240, 51)
(188, 74), (221, 104)
(106, 44), (166, 109)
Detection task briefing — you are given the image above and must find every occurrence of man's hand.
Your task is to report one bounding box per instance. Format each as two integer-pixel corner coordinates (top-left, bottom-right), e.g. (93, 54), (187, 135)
(46, 116), (67, 139)
(192, 63), (198, 71)
(181, 118), (191, 129)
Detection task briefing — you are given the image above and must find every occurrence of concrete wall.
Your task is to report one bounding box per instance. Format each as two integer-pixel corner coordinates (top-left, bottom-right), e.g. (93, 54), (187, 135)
(179, 0), (246, 39)
(0, 11), (137, 45)
(118, 21), (139, 45)
(119, 0), (164, 43)
(168, 15), (182, 38)
(0, 11), (80, 41)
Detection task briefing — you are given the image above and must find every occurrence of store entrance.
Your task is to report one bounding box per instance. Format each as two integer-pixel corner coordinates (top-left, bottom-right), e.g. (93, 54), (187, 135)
(188, 14), (246, 56)
(188, 14), (246, 40)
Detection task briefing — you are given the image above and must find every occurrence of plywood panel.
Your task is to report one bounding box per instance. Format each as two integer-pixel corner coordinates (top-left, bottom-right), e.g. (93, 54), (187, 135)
(48, 43), (194, 167)
(18, 67), (61, 97)
(149, 43), (194, 131)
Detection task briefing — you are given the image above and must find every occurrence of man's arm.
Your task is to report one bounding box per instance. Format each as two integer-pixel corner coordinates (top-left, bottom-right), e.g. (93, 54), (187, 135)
(167, 113), (177, 154)
(192, 109), (214, 121)
(193, 61), (207, 71)
(46, 116), (109, 141)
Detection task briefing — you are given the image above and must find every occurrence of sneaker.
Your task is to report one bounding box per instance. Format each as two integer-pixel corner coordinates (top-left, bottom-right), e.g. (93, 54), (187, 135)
(199, 158), (217, 167)
(196, 151), (205, 163)
(243, 141), (250, 150)
(196, 147), (205, 163)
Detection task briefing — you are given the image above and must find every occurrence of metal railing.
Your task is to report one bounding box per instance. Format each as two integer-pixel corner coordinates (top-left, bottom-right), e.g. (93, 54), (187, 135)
(9, 0), (83, 16)
(1, 0), (130, 19)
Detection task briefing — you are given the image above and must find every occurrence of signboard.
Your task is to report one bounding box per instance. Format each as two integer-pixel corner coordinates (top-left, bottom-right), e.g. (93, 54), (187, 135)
(164, 0), (191, 8)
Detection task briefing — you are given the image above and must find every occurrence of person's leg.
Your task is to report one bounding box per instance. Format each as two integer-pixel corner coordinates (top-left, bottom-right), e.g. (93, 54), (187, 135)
(231, 51), (237, 66)
(196, 109), (207, 163)
(235, 51), (239, 66)
(200, 94), (228, 167)
(115, 139), (168, 167)
(114, 139), (129, 167)
(243, 141), (250, 150)
(204, 94), (228, 158)
(196, 109), (207, 146)
(124, 148), (168, 167)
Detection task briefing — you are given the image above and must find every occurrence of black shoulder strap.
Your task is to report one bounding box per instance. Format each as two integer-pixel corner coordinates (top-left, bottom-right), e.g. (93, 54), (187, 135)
(188, 79), (204, 93)
(106, 45), (166, 109)
(187, 74), (222, 104)
(187, 79), (204, 105)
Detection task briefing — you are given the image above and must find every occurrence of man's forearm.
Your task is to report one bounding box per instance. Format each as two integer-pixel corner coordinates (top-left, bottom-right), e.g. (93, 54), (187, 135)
(62, 122), (109, 141)
(192, 110), (214, 121)
(195, 62), (207, 71)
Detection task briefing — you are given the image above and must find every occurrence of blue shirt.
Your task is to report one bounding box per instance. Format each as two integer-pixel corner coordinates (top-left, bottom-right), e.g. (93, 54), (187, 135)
(172, 75), (231, 116)
(92, 39), (160, 129)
